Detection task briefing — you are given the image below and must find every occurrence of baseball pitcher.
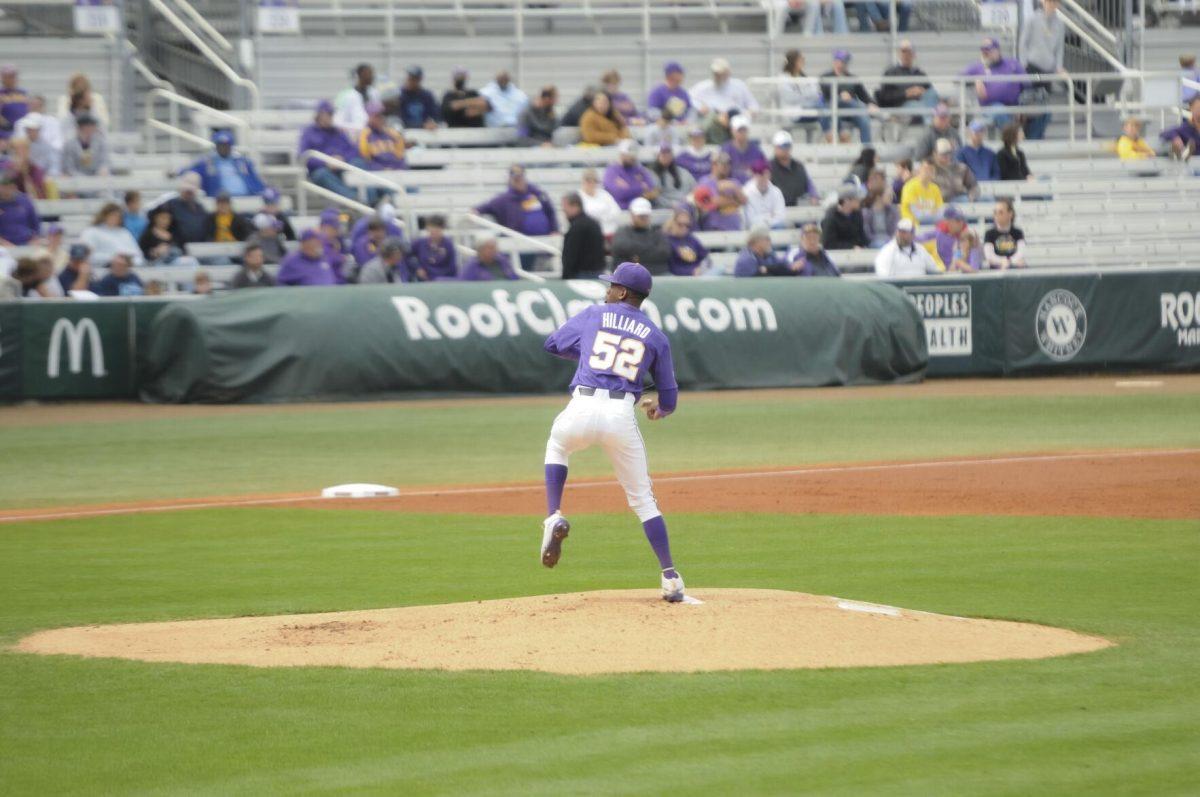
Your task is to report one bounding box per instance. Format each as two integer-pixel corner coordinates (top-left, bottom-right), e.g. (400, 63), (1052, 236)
(540, 262), (685, 602)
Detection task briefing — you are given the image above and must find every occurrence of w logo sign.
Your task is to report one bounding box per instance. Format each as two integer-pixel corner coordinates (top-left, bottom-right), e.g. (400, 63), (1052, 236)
(1035, 290), (1088, 362)
(47, 318), (108, 378)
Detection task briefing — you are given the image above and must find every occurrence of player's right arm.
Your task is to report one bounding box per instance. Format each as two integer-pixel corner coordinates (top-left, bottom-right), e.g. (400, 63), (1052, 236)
(645, 336), (679, 420)
(543, 310), (588, 361)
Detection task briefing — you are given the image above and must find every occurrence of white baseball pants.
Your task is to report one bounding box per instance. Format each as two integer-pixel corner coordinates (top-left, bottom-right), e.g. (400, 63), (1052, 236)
(544, 387), (661, 522)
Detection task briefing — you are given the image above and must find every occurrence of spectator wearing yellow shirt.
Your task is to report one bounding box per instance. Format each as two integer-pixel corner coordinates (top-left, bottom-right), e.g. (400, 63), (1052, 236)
(204, 192), (252, 243)
(898, 158), (944, 226)
(1116, 117), (1155, 160)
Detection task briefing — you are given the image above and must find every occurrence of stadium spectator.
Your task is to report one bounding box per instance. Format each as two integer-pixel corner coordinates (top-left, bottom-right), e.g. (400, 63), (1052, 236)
(820, 50), (876, 144)
(231, 243), (275, 289)
(358, 102), (407, 170)
(57, 243), (94, 293)
(721, 115), (765, 182)
(1180, 55), (1199, 107)
(57, 72), (109, 132)
(298, 100), (365, 200)
(205, 192), (252, 243)
(876, 40), (937, 121)
(192, 270), (213, 296)
(965, 37), (1028, 130)
(41, 223), (67, 271)
(1117, 117), (1156, 160)
(518, 86), (559, 147)
(357, 237), (407, 283)
(802, 0), (849, 34)
(744, 160), (787, 229)
(61, 116), (109, 177)
(1160, 96), (1200, 159)
(647, 61), (692, 122)
(480, 71), (528, 127)
(957, 120), (1000, 181)
(611, 198), (669, 272)
(690, 58), (759, 144)
(475, 165), (557, 236)
(406, 214), (458, 281)
(856, 0), (910, 31)
(9, 256), (42, 297)
(580, 92), (630, 146)
(847, 147), (877, 184)
(777, 50), (824, 130)
(788, 223), (841, 277)
(260, 187), (296, 240)
(15, 97), (61, 153)
(334, 63), (381, 136)
(769, 130), (819, 205)
(696, 153), (747, 231)
(676, 127), (714, 181)
(278, 229), (342, 286)
(82, 202), (144, 267)
(19, 116), (60, 178)
(734, 226), (797, 277)
(0, 66), (28, 141)
(441, 67), (488, 128)
(649, 144), (695, 209)
(249, 213), (288, 264)
(601, 70), (643, 125)
(899, 158), (944, 226)
(0, 170), (40, 246)
(579, 168), (623, 237)
(873, 219), (939, 277)
(393, 65), (440, 130)
(94, 252), (144, 297)
(318, 208), (349, 274)
(461, 237), (518, 281)
(916, 205), (977, 271)
(997, 123), (1033, 180)
(912, 103), (960, 161)
(560, 86), (596, 128)
(6, 137), (50, 199)
(603, 140), (657, 209)
(560, 192), (606, 279)
(822, 185), (869, 249)
(643, 108), (685, 150)
(1020, 0), (1065, 140)
(932, 138), (979, 200)
(165, 173), (210, 246)
(949, 225), (983, 273)
(862, 169), (899, 247)
(139, 205), (188, 265)
(182, 130), (265, 196)
(123, 190), (147, 239)
(350, 217), (393, 269)
(984, 197), (1027, 269)
(663, 208), (709, 277)
(892, 157), (913, 198)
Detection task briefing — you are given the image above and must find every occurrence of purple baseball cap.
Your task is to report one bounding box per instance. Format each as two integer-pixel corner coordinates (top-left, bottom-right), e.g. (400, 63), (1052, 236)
(44, 222), (63, 235)
(69, 243), (90, 260)
(315, 99), (334, 115)
(750, 159), (770, 175)
(212, 130), (234, 146)
(832, 49), (851, 62)
(601, 262), (653, 297)
(261, 186), (281, 204)
(319, 208), (342, 227)
(664, 61), (684, 75)
(981, 36), (1000, 51)
(969, 118), (989, 133)
(942, 205), (964, 221)
(300, 229), (323, 242)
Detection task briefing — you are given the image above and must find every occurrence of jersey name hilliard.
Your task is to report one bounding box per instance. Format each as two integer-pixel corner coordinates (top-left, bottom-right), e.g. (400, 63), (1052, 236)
(602, 312), (653, 341)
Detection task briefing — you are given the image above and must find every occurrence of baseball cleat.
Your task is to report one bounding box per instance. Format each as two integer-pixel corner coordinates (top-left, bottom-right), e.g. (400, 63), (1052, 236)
(661, 570), (685, 602)
(540, 512), (570, 568)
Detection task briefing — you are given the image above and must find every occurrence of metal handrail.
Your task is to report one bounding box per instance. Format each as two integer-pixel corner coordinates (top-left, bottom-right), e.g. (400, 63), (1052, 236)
(1057, 13), (1128, 73)
(146, 0), (260, 112)
(125, 42), (175, 93)
(464, 213), (561, 257)
(144, 88), (257, 165)
(1058, 0), (1119, 45)
(165, 0), (234, 53)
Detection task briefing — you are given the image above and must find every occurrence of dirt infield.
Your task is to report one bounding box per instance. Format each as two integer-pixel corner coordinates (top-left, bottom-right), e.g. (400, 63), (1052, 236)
(15, 589), (1111, 674)
(2, 449), (1197, 523)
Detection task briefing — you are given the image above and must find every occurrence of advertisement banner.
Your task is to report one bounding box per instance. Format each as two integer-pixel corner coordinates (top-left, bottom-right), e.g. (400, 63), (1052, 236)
(0, 304), (21, 399)
(20, 302), (131, 398)
(894, 279), (1007, 376)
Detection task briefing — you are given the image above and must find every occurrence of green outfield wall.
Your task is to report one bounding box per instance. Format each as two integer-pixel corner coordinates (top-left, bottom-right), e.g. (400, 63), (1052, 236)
(2, 268), (1197, 403)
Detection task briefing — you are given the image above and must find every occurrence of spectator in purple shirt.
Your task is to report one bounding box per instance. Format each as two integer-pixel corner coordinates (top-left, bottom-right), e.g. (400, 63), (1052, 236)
(676, 127), (714, 181)
(351, 217), (402, 271)
(603, 139), (659, 210)
(916, 205), (979, 271)
(0, 65), (28, 141)
(720, 115), (766, 182)
(405, 214), (458, 281)
(695, 153), (747, 231)
(1160, 96), (1200, 159)
(601, 70), (643, 125)
(663, 208), (709, 276)
(0, 171), (40, 246)
(297, 100), (370, 200)
(734, 226), (799, 277)
(277, 229), (342, 286)
(474, 164), (558, 236)
(647, 61), (692, 123)
(964, 37), (1028, 129)
(461, 237), (518, 281)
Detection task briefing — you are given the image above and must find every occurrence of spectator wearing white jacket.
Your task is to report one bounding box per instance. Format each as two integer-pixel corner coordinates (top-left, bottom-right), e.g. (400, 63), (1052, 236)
(874, 218), (939, 277)
(579, 168), (624, 237)
(743, 161), (787, 229)
(80, 202), (144, 267)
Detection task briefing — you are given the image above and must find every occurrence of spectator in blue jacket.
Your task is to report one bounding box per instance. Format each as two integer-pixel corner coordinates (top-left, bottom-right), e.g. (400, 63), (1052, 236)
(460, 237), (518, 281)
(956, 119), (1000, 182)
(473, 165), (557, 236)
(733, 226), (800, 277)
(183, 130), (265, 197)
(392, 65), (440, 130)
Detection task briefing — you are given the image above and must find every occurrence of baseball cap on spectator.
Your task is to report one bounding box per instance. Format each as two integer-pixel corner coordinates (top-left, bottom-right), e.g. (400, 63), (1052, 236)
(772, 130), (794, 148)
(750, 159), (770, 175)
(212, 130), (234, 146)
(710, 57), (731, 74)
(658, 141), (674, 153)
(452, 66), (468, 78)
(942, 206), (964, 221)
(969, 119), (989, 133)
(319, 208), (343, 228)
(687, 126), (705, 139)
(693, 185), (717, 212)
(896, 219), (915, 232)
(832, 49), (852, 63)
(935, 138), (954, 155)
(69, 244), (90, 261)
(21, 114), (42, 130)
(629, 197), (653, 216)
(981, 37), (1001, 52)
(664, 61), (684, 75)
(0, 65), (16, 77)
(601, 261), (653, 297)
(933, 103), (950, 119)
(406, 65), (423, 79)
(253, 212), (281, 231)
(617, 138), (638, 155)
(261, 186), (282, 204)
(837, 184), (860, 202)
(730, 115), (750, 132)
(315, 99), (334, 115)
(300, 229), (322, 242)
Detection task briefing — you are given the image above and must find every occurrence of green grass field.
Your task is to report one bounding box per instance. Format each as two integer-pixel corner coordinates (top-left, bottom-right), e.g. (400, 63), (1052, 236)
(2, 382), (1198, 794)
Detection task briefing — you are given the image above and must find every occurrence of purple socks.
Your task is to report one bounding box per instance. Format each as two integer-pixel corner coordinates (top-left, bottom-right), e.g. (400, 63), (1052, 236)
(642, 515), (675, 574)
(544, 464), (568, 515)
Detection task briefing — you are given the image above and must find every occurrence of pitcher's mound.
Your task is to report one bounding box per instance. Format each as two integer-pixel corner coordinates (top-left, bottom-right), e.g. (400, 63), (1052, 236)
(16, 589), (1111, 675)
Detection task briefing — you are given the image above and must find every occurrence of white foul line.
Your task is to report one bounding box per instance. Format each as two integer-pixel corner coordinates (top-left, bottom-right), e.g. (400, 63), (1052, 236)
(2, 448), (1197, 524)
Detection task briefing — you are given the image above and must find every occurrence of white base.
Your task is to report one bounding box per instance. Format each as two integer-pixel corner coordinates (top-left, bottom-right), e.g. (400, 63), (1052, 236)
(320, 483), (399, 499)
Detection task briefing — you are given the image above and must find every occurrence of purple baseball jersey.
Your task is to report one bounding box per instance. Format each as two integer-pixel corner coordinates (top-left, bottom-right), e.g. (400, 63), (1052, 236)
(544, 302), (677, 401)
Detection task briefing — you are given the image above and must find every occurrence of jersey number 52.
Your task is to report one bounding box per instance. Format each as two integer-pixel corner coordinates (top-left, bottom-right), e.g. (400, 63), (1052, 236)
(588, 331), (646, 381)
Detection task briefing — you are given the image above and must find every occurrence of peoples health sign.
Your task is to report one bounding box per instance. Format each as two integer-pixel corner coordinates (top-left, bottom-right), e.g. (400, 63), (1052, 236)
(902, 285), (972, 357)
